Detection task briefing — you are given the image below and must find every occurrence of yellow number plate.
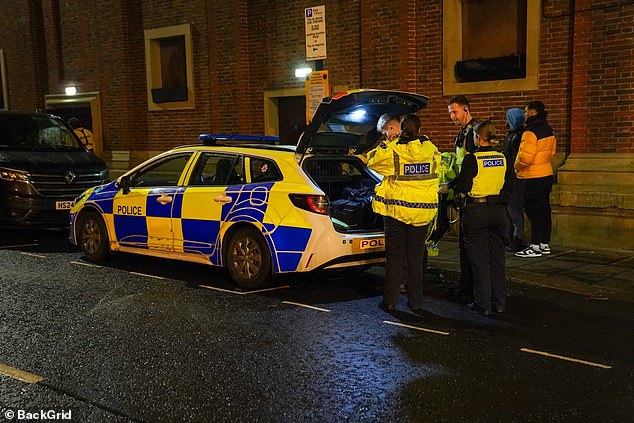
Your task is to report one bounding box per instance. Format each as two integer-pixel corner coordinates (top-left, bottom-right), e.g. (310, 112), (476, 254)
(55, 201), (75, 210)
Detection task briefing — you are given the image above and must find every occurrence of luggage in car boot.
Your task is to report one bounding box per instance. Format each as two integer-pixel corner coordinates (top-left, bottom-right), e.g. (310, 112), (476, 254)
(330, 186), (375, 228)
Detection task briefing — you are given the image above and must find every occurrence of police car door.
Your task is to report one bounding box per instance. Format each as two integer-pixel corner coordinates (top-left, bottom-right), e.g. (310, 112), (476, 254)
(113, 152), (193, 251)
(174, 153), (244, 264)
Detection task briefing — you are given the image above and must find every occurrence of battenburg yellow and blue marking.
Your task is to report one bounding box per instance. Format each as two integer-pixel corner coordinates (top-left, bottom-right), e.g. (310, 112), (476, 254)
(72, 177), (312, 273)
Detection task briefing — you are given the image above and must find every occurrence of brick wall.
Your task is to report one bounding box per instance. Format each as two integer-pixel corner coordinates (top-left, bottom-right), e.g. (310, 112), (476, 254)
(571, 0), (634, 153)
(0, 0), (632, 155)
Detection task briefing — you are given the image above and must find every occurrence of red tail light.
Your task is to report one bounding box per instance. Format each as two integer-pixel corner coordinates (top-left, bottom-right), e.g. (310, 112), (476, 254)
(289, 194), (329, 215)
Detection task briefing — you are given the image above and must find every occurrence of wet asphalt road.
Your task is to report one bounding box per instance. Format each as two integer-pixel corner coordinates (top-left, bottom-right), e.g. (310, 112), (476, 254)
(0, 229), (632, 422)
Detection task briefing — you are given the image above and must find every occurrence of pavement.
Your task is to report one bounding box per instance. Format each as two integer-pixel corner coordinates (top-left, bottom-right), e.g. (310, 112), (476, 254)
(426, 236), (634, 303)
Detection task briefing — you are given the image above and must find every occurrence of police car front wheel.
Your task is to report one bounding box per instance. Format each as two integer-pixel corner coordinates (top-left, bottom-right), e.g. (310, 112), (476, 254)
(225, 227), (271, 289)
(78, 211), (110, 262)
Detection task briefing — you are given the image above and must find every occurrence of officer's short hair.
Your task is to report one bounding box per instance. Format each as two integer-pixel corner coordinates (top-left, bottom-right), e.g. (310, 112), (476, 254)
(448, 95), (470, 109)
(376, 113), (398, 133)
(68, 117), (80, 129)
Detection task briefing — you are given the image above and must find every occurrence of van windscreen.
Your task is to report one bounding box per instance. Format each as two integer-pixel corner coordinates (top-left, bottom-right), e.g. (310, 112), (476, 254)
(0, 115), (84, 151)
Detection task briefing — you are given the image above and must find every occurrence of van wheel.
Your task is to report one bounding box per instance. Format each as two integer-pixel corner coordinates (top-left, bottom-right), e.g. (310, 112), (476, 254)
(78, 211), (110, 262)
(225, 227), (271, 289)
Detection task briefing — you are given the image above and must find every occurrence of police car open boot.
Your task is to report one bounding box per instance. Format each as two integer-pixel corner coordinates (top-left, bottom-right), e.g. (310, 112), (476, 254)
(515, 245), (542, 258)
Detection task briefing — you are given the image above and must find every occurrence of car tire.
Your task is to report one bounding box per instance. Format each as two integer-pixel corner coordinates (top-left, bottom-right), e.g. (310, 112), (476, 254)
(225, 226), (271, 289)
(78, 211), (110, 262)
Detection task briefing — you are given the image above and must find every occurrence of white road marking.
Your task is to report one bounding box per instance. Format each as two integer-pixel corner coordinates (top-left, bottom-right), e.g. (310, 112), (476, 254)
(198, 285), (244, 295)
(19, 252), (47, 259)
(282, 301), (331, 312)
(383, 320), (450, 336)
(521, 348), (612, 369)
(129, 271), (165, 280)
(71, 260), (102, 268)
(198, 284), (290, 295)
(0, 363), (43, 384)
(0, 243), (39, 249)
(241, 285), (291, 295)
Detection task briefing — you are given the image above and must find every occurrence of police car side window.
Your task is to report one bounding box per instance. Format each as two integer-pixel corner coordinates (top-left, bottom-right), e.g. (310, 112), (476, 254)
(130, 153), (192, 187)
(192, 153), (244, 186)
(250, 157), (281, 183)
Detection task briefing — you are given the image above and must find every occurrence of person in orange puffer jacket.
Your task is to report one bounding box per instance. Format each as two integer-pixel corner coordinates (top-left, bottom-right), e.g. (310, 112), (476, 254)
(514, 101), (557, 258)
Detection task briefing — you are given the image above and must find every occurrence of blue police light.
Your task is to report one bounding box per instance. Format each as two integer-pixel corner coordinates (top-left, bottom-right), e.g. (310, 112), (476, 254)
(198, 134), (281, 146)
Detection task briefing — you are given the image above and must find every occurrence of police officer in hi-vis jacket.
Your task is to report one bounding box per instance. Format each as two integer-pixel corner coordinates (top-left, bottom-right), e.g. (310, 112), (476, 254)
(367, 113), (441, 314)
(453, 120), (514, 315)
(442, 95), (478, 303)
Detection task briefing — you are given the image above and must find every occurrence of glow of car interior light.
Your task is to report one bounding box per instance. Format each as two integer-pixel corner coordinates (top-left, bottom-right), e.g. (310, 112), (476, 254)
(349, 109), (367, 122)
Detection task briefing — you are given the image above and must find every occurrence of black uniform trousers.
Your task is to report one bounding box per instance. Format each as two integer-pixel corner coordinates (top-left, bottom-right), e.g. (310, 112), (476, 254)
(383, 215), (428, 309)
(458, 208), (473, 296)
(461, 202), (507, 312)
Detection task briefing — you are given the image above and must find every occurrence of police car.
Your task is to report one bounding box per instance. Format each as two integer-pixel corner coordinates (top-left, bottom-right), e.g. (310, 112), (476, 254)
(69, 90), (429, 288)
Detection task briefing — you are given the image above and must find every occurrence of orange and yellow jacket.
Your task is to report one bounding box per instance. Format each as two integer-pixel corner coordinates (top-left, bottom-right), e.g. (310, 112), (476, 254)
(514, 114), (556, 179)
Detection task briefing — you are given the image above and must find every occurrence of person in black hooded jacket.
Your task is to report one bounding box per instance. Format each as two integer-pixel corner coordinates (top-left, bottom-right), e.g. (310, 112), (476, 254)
(503, 108), (526, 252)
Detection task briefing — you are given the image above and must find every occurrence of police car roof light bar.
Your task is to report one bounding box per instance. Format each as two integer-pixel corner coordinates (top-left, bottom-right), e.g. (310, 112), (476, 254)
(199, 133), (281, 146)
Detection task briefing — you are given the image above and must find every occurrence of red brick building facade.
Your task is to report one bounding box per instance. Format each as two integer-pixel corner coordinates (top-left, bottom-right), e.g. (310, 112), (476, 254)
(1, 0), (632, 249)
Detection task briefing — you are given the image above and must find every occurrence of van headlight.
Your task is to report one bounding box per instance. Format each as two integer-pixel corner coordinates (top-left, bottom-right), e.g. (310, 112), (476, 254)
(0, 167), (30, 182)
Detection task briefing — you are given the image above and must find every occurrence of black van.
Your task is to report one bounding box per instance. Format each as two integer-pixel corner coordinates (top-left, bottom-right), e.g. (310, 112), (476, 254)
(0, 111), (108, 227)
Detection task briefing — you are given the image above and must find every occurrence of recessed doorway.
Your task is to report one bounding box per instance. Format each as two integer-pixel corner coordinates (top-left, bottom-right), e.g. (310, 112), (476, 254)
(264, 89), (306, 145)
(44, 92), (103, 156)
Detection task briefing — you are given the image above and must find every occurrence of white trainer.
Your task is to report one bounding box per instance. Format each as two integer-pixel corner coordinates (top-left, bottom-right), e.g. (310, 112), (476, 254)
(515, 246), (543, 258)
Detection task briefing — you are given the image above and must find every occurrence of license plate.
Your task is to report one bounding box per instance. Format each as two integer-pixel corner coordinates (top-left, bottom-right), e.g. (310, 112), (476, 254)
(55, 201), (74, 210)
(359, 238), (385, 250)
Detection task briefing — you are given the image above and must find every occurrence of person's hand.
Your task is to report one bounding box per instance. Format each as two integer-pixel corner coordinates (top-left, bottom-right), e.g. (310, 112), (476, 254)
(438, 183), (449, 194)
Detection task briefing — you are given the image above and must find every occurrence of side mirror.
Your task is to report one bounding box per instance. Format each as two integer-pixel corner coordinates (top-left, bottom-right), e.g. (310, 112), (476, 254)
(118, 175), (131, 195)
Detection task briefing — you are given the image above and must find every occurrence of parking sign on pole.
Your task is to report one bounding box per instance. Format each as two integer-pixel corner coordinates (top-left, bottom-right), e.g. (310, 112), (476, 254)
(305, 6), (326, 61)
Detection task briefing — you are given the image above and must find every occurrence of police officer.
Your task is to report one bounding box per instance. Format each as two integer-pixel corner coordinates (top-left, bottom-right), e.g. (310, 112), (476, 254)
(453, 120), (513, 315)
(367, 113), (441, 313)
(68, 117), (94, 152)
(441, 95), (478, 302)
(447, 95), (477, 168)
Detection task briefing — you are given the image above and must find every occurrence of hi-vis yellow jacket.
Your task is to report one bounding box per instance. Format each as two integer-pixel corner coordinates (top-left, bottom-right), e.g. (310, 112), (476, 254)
(469, 151), (507, 198)
(366, 136), (441, 226)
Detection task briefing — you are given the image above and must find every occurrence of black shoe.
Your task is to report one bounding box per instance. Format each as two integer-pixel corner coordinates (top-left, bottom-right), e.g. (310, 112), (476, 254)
(467, 302), (491, 316)
(378, 302), (396, 312)
(407, 302), (424, 314)
(460, 293), (474, 304)
(506, 238), (524, 252)
(493, 306), (505, 313)
(450, 286), (466, 296)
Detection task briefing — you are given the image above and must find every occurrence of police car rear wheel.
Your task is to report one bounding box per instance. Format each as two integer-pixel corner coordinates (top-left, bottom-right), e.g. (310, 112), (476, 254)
(79, 211), (110, 262)
(226, 227), (271, 289)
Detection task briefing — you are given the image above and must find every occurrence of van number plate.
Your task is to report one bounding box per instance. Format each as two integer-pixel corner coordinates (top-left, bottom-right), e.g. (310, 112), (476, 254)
(55, 201), (75, 210)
